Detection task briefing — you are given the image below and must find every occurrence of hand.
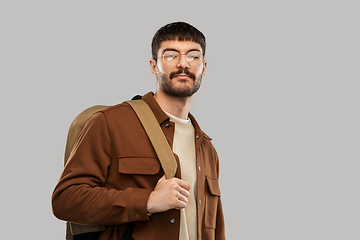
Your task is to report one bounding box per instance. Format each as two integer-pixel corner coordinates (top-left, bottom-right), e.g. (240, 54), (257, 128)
(147, 175), (190, 214)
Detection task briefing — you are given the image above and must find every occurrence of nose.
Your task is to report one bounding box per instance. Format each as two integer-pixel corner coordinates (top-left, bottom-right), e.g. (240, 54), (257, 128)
(177, 54), (189, 69)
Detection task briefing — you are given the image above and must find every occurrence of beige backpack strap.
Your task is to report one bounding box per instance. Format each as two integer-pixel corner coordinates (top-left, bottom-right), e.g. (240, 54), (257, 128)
(125, 100), (177, 179)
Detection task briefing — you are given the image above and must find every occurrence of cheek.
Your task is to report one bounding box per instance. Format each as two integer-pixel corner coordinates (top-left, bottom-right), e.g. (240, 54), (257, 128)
(156, 63), (171, 76)
(194, 67), (204, 77)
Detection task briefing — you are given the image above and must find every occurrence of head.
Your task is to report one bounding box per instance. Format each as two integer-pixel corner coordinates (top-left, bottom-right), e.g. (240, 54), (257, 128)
(150, 22), (207, 98)
(151, 22), (206, 60)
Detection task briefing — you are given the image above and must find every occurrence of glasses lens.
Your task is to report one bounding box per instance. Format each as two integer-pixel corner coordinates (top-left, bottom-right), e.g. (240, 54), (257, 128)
(163, 51), (180, 67)
(187, 51), (203, 66)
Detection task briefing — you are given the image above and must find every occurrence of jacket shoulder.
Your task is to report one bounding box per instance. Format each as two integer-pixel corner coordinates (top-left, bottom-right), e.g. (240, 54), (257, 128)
(96, 102), (140, 127)
(99, 102), (134, 117)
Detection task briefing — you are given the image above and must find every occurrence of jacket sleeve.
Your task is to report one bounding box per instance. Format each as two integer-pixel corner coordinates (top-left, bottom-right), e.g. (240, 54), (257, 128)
(215, 150), (226, 240)
(215, 198), (226, 239)
(52, 112), (151, 226)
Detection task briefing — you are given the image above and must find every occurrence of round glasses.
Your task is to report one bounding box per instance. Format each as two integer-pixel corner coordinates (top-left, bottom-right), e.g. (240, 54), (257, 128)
(158, 51), (204, 67)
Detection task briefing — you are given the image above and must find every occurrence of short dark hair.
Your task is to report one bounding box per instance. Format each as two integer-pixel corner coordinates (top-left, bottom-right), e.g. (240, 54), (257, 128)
(151, 22), (206, 60)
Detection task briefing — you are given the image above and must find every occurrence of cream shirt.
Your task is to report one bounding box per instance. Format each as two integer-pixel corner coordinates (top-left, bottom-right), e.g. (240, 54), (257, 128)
(165, 112), (198, 240)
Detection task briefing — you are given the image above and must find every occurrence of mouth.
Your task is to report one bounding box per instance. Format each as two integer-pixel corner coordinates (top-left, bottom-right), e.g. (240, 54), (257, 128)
(174, 74), (192, 80)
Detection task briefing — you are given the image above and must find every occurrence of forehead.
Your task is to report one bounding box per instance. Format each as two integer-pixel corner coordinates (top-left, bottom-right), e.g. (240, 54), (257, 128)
(158, 40), (203, 54)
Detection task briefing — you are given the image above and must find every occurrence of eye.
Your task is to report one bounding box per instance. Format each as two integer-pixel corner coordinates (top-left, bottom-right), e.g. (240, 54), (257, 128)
(187, 51), (202, 61)
(164, 51), (179, 60)
(166, 54), (176, 60)
(187, 55), (198, 61)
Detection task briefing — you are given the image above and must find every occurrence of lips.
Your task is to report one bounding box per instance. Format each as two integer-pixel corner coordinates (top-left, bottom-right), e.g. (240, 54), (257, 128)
(174, 74), (191, 79)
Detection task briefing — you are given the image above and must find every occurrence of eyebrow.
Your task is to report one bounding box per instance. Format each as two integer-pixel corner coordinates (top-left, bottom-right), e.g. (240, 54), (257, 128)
(161, 48), (202, 54)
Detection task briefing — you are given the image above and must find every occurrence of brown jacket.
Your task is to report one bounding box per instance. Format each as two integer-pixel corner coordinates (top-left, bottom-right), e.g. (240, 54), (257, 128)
(52, 92), (225, 240)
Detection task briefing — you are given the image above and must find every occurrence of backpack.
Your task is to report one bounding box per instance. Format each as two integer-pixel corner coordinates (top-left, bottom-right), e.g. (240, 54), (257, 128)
(62, 96), (177, 240)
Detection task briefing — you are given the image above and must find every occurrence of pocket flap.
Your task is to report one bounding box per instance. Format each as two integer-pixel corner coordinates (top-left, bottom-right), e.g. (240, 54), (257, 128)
(119, 157), (161, 175)
(206, 176), (221, 196)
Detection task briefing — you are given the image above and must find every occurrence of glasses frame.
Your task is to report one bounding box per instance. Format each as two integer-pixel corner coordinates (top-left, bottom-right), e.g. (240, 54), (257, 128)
(157, 51), (204, 67)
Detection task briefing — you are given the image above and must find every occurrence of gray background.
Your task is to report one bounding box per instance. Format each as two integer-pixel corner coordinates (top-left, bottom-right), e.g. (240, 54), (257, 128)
(1, 0), (359, 239)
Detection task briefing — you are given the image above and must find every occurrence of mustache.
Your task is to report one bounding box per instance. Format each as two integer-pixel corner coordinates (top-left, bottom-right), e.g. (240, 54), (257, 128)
(169, 69), (196, 80)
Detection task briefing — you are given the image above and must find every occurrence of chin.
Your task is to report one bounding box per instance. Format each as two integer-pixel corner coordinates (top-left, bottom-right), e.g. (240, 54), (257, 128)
(168, 86), (200, 98)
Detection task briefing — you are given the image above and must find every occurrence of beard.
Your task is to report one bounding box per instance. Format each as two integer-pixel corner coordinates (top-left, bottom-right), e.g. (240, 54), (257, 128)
(157, 67), (203, 98)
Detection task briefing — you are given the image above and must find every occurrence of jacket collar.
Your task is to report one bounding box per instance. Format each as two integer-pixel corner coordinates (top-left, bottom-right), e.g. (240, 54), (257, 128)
(142, 92), (212, 141)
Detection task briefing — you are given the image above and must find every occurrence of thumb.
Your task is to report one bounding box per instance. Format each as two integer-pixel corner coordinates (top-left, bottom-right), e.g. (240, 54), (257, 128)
(158, 174), (166, 182)
(154, 175), (167, 190)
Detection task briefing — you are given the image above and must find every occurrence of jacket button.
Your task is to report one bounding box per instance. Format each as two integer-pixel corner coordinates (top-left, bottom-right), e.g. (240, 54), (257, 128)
(199, 200), (202, 205)
(170, 219), (175, 224)
(196, 135), (200, 139)
(166, 123), (171, 129)
(198, 166), (201, 171)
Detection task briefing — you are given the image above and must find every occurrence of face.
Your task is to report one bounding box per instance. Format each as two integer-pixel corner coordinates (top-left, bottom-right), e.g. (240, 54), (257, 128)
(150, 40), (207, 98)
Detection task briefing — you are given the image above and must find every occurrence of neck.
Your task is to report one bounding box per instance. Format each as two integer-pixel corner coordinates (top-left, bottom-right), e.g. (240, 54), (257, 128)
(154, 90), (193, 120)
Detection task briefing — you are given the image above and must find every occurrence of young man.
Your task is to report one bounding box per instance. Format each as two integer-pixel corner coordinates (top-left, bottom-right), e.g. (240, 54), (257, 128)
(52, 22), (225, 240)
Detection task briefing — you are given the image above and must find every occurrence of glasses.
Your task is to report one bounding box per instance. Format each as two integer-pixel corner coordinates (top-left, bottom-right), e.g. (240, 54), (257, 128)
(158, 51), (204, 67)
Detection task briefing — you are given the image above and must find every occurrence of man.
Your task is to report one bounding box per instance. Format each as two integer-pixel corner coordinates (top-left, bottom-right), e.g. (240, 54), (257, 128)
(52, 22), (225, 240)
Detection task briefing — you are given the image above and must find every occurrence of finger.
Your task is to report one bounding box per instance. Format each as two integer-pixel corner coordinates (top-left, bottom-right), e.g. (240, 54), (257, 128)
(177, 192), (188, 204)
(178, 186), (190, 199)
(174, 197), (188, 210)
(177, 179), (191, 191)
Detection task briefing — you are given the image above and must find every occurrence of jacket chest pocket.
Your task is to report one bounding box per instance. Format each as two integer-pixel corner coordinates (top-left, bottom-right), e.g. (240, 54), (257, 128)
(118, 157), (162, 189)
(204, 176), (221, 229)
(118, 157), (161, 175)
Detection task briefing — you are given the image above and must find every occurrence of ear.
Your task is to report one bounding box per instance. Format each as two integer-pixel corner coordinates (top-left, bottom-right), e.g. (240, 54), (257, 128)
(201, 60), (208, 78)
(149, 59), (158, 77)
